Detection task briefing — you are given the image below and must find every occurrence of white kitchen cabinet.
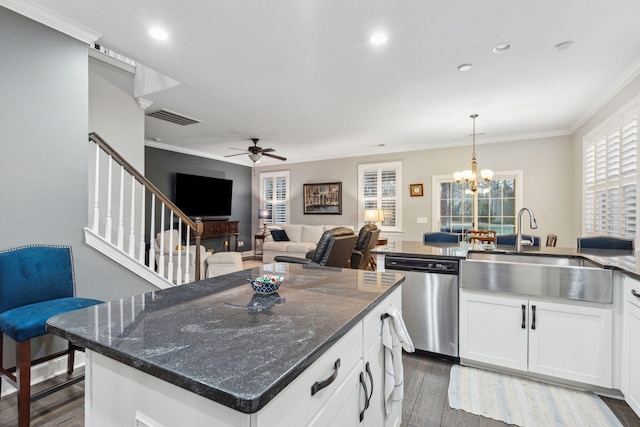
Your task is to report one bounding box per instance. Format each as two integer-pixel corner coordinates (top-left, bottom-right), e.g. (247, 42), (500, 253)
(528, 299), (612, 386)
(85, 287), (403, 427)
(460, 289), (612, 388)
(459, 291), (528, 371)
(622, 276), (640, 417)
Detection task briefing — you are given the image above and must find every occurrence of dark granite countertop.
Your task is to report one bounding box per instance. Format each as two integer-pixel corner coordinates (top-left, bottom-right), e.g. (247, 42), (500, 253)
(46, 263), (404, 414)
(372, 240), (640, 279)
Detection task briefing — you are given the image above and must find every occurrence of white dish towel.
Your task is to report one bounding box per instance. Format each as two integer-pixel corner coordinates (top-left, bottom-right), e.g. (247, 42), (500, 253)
(381, 304), (415, 416)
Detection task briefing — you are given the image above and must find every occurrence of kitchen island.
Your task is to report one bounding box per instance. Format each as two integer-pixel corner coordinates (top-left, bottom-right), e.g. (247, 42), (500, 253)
(46, 263), (404, 427)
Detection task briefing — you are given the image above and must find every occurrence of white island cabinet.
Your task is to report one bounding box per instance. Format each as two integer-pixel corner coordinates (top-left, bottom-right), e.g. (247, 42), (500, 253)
(46, 265), (406, 427)
(622, 276), (640, 417)
(79, 283), (402, 427)
(460, 289), (612, 388)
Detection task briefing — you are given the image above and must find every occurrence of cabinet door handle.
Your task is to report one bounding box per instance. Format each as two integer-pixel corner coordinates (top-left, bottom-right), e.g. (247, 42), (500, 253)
(531, 305), (536, 330)
(365, 362), (374, 409)
(521, 304), (526, 329)
(311, 359), (340, 396)
(359, 371), (368, 422)
(632, 289), (640, 298)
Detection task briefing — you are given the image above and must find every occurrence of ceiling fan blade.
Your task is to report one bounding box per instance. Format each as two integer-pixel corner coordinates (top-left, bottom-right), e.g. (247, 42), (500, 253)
(224, 152), (249, 157)
(228, 147), (249, 151)
(263, 152), (287, 161)
(261, 148), (275, 153)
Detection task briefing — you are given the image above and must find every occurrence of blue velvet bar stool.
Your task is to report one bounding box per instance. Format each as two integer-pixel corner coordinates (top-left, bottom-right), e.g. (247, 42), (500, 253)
(577, 236), (634, 250)
(0, 245), (102, 427)
(423, 232), (461, 243)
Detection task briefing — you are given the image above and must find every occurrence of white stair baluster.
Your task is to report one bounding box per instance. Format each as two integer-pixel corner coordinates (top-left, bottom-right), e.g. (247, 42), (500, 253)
(167, 210), (174, 284)
(105, 155), (113, 243)
(92, 142), (100, 233)
(158, 203), (165, 278)
(117, 165), (125, 249)
(148, 194), (156, 272)
(176, 218), (183, 285)
(129, 176), (136, 257)
(139, 185), (146, 264)
(185, 225), (192, 283)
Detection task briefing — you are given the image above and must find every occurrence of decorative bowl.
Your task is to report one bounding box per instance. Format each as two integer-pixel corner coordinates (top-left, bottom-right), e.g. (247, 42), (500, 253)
(248, 275), (284, 294)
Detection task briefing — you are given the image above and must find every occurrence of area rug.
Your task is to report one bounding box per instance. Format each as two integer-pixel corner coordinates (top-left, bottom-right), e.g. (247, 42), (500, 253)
(448, 365), (623, 427)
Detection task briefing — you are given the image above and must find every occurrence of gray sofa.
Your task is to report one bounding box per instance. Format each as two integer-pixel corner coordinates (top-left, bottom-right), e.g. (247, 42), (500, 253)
(263, 224), (354, 263)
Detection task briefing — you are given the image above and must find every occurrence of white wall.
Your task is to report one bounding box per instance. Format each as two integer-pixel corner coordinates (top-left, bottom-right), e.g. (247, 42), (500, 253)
(253, 134), (575, 247)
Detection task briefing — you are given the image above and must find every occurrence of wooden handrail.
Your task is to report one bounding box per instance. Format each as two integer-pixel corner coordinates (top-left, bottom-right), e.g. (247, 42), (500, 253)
(89, 132), (204, 281)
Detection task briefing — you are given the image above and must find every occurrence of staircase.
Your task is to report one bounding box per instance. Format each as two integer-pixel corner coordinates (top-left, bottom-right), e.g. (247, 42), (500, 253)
(84, 133), (203, 289)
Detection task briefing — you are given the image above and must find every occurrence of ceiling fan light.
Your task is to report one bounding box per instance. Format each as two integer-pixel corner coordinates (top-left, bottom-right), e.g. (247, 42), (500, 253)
(249, 153), (262, 163)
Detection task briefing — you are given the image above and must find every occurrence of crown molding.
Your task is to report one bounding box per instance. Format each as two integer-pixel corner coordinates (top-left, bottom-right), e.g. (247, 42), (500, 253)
(570, 56), (640, 134)
(0, 0), (101, 43)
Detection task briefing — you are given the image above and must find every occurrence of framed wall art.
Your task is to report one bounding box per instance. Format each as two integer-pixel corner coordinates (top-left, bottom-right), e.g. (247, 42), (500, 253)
(303, 182), (342, 214)
(410, 183), (423, 197)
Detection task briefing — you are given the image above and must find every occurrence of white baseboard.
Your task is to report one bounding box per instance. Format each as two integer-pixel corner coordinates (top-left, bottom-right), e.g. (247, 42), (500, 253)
(1, 353), (85, 397)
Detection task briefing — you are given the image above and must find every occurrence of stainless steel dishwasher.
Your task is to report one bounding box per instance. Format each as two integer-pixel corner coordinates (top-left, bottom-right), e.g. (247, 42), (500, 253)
(385, 256), (459, 359)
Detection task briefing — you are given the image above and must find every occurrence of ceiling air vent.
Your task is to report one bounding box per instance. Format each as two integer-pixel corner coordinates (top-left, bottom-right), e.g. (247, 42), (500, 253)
(147, 109), (202, 126)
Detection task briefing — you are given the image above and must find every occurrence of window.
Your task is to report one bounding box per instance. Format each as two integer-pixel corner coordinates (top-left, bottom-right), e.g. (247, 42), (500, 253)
(432, 171), (523, 237)
(583, 98), (638, 240)
(260, 171), (290, 226)
(358, 161), (402, 232)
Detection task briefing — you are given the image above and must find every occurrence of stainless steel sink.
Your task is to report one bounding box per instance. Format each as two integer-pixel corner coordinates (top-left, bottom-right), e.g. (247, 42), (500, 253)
(461, 252), (613, 303)
(466, 252), (600, 268)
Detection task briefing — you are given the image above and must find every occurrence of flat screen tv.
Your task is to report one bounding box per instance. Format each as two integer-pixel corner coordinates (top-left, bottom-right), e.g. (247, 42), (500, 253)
(174, 173), (233, 218)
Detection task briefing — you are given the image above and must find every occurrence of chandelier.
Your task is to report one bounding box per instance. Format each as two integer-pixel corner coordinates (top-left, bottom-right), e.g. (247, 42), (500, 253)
(453, 114), (493, 194)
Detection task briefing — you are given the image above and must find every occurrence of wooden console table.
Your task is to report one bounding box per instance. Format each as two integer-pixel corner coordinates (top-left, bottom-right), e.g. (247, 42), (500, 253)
(189, 220), (239, 251)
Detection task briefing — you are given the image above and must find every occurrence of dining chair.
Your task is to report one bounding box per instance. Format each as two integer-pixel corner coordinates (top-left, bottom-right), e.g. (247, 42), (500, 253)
(0, 245), (102, 427)
(465, 229), (497, 244)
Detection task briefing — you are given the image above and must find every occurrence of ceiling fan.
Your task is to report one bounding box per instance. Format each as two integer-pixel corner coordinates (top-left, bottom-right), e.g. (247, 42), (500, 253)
(225, 138), (287, 163)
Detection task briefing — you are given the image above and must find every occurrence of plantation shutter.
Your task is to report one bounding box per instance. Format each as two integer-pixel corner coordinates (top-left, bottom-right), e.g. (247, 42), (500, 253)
(358, 162), (402, 231)
(583, 101), (638, 240)
(260, 171), (290, 226)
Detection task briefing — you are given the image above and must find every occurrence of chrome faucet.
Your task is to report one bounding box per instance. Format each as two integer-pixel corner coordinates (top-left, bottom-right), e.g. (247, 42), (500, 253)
(516, 207), (538, 252)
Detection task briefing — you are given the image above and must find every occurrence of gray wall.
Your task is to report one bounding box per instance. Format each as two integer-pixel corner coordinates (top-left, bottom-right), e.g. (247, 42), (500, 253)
(145, 147), (253, 252)
(0, 7), (155, 366)
(253, 134), (575, 247)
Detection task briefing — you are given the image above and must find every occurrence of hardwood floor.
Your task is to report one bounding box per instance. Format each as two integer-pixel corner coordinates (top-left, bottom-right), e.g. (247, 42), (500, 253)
(0, 372), (84, 427)
(401, 352), (640, 427)
(2, 353), (639, 426)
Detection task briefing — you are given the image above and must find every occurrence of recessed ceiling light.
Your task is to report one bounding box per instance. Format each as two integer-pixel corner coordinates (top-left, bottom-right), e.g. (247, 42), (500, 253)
(553, 40), (574, 51)
(370, 32), (388, 45)
(492, 42), (511, 54)
(149, 27), (169, 41)
(457, 63), (473, 72)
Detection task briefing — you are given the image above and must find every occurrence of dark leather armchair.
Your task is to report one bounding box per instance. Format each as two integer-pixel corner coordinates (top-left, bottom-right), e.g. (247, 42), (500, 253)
(351, 224), (381, 270)
(275, 227), (358, 268)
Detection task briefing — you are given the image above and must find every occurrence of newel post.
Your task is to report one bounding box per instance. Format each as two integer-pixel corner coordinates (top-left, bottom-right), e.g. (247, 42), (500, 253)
(194, 218), (204, 281)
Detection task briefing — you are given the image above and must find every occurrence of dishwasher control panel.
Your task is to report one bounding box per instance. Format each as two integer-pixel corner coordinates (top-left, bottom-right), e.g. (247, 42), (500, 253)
(385, 256), (459, 274)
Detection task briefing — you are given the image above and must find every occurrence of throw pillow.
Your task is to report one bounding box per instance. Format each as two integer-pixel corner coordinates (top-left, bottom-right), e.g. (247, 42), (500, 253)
(271, 229), (290, 242)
